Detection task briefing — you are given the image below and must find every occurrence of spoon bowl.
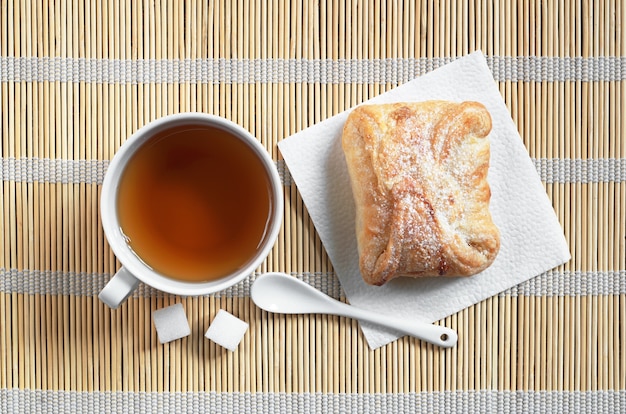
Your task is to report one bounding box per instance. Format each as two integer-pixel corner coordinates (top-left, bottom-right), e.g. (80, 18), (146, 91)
(251, 272), (458, 348)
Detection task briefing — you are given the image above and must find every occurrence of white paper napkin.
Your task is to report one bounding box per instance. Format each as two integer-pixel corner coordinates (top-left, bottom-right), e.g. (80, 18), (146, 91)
(277, 51), (571, 349)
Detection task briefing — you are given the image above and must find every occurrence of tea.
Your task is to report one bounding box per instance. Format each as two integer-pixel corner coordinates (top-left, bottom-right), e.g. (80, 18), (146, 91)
(117, 124), (273, 282)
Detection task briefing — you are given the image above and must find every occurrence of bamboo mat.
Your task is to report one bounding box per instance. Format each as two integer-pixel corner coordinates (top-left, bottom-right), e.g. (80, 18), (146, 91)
(1, 0), (625, 412)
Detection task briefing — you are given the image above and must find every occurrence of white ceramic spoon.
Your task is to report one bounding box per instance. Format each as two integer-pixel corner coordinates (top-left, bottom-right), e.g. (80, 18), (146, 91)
(251, 272), (458, 348)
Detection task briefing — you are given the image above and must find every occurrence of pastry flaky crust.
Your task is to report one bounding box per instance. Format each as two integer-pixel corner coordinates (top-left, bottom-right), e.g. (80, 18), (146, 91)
(342, 101), (500, 286)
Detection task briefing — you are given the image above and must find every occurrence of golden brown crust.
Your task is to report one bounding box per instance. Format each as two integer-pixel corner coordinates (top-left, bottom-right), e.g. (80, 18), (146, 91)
(342, 101), (500, 286)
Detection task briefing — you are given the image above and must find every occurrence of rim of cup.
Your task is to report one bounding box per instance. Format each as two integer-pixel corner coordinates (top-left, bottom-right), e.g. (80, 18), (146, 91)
(101, 112), (284, 296)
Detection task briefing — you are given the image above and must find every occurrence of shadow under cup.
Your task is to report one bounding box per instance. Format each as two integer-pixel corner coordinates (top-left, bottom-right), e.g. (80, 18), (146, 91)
(100, 113), (283, 304)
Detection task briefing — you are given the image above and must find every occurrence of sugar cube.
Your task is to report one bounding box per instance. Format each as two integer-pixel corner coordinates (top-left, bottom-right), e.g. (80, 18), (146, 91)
(205, 309), (249, 351)
(152, 303), (191, 344)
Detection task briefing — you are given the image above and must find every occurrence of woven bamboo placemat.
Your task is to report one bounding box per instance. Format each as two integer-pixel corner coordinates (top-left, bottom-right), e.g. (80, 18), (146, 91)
(1, 0), (625, 412)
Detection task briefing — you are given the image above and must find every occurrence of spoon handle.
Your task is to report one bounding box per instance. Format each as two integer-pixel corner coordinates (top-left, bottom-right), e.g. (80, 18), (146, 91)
(331, 300), (458, 348)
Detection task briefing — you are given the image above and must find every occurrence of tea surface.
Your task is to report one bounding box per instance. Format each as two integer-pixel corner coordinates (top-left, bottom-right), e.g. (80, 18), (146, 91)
(117, 124), (272, 282)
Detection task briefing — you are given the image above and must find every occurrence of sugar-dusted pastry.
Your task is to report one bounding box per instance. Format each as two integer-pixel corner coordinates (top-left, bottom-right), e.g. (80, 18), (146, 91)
(342, 101), (500, 286)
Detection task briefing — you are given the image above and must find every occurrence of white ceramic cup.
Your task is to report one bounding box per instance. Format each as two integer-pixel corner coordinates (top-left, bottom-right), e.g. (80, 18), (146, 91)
(98, 113), (283, 308)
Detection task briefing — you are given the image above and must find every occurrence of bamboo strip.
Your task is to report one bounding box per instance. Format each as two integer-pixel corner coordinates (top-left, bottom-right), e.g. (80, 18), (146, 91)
(1, 0), (9, 393)
(619, 0), (626, 392)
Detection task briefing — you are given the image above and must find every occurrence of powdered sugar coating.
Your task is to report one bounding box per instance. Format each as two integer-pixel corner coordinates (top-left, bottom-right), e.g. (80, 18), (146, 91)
(342, 101), (500, 285)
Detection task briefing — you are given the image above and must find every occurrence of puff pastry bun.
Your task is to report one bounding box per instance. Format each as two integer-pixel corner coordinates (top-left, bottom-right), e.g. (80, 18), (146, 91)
(342, 101), (500, 286)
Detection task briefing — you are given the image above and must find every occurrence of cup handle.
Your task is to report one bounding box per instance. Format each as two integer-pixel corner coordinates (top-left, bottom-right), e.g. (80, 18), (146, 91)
(98, 267), (140, 309)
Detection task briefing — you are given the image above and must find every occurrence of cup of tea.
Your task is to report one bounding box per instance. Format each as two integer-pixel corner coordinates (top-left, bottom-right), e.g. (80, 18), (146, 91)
(98, 113), (283, 308)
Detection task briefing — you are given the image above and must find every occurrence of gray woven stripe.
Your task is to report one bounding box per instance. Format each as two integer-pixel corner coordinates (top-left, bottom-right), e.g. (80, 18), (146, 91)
(2, 157), (626, 185)
(534, 158), (626, 184)
(0, 268), (344, 298)
(1, 56), (625, 84)
(1, 389), (624, 413)
(1, 267), (624, 298)
(0, 157), (292, 186)
(0, 158), (108, 184)
(501, 270), (626, 297)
